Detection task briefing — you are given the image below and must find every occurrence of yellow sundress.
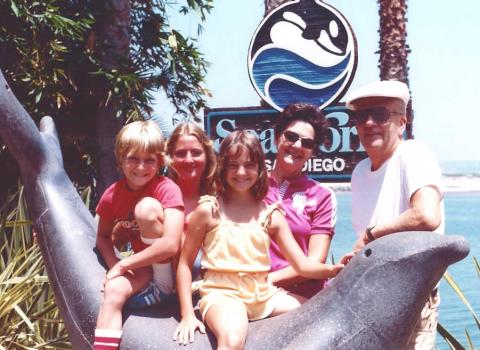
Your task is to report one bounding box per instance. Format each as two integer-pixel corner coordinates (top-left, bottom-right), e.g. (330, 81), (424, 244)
(197, 195), (287, 321)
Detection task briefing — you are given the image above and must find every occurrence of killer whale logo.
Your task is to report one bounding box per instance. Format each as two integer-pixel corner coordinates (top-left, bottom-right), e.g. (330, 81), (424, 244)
(248, 0), (357, 111)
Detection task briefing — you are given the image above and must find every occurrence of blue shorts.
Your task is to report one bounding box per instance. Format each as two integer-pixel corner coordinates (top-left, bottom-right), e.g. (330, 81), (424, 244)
(126, 282), (174, 309)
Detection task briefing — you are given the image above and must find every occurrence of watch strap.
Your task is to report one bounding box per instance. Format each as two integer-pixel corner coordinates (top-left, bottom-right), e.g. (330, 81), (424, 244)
(366, 226), (376, 242)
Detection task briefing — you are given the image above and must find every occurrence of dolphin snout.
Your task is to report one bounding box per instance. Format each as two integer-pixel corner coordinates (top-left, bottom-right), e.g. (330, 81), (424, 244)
(441, 234), (470, 265)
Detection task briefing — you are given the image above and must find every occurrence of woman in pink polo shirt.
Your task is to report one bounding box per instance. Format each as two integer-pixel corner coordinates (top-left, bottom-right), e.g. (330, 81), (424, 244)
(266, 103), (337, 299)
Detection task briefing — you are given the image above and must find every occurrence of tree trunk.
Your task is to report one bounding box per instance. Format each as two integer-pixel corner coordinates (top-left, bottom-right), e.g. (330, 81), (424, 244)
(265, 0), (287, 14)
(378, 0), (413, 138)
(94, 0), (130, 196)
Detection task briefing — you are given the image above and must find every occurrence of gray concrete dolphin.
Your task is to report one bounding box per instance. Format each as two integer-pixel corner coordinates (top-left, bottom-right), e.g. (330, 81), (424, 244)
(245, 231), (469, 349)
(0, 70), (469, 349)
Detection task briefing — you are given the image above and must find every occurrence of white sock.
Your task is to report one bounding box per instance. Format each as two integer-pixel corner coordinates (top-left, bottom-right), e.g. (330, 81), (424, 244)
(140, 236), (174, 294)
(93, 329), (122, 349)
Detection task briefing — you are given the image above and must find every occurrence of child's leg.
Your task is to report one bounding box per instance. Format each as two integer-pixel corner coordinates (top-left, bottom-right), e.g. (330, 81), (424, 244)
(204, 297), (249, 350)
(268, 292), (306, 317)
(134, 197), (164, 240)
(134, 197), (173, 292)
(94, 266), (151, 349)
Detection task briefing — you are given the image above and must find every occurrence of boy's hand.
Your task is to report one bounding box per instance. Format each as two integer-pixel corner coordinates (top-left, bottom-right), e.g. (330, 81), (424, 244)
(173, 315), (206, 345)
(111, 223), (136, 249)
(106, 260), (129, 280)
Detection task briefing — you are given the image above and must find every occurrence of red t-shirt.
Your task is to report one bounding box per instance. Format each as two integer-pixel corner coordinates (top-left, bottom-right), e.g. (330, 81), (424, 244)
(96, 176), (184, 252)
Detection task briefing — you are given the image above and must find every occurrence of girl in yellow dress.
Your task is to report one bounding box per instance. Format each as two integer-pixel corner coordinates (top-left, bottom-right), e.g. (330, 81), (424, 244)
(173, 130), (352, 349)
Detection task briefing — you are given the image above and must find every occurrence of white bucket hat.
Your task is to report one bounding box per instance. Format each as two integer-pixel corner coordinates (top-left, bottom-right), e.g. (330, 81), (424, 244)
(345, 80), (410, 110)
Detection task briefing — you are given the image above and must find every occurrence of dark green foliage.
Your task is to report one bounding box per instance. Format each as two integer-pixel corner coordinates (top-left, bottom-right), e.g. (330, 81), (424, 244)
(0, 0), (213, 201)
(0, 0), (212, 122)
(0, 0), (94, 120)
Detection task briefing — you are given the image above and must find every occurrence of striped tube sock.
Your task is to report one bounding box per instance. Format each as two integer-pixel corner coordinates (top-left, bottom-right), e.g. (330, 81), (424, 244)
(93, 329), (122, 350)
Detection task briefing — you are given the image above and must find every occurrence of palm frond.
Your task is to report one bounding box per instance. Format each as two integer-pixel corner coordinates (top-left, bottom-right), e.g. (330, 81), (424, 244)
(465, 329), (474, 350)
(443, 271), (480, 329)
(474, 257), (479, 279)
(0, 185), (70, 348)
(437, 322), (466, 350)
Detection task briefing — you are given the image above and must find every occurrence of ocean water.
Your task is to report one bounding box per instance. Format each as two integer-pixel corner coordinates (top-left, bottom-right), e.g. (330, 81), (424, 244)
(330, 191), (480, 349)
(440, 161), (480, 177)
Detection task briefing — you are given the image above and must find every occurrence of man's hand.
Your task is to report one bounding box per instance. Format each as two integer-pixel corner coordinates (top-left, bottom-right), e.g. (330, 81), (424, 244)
(353, 231), (370, 250)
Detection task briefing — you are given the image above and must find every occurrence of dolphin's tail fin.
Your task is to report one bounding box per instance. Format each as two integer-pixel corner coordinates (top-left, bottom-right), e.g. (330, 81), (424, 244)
(0, 70), (48, 175)
(39, 116), (63, 168)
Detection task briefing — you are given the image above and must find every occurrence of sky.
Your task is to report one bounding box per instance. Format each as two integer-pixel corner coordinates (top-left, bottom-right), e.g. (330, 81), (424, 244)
(154, 0), (480, 162)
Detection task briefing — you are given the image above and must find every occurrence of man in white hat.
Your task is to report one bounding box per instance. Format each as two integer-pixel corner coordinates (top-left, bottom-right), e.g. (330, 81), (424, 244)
(346, 80), (445, 349)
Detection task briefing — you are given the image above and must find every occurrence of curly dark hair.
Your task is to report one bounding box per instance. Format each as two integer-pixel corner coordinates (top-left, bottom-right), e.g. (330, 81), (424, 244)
(274, 103), (329, 148)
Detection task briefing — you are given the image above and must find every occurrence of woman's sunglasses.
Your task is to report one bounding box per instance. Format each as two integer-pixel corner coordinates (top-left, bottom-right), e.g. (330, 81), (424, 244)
(283, 130), (316, 150)
(351, 107), (403, 125)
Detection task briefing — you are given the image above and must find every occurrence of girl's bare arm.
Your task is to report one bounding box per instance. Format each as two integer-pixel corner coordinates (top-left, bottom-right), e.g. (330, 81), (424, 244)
(174, 202), (214, 344)
(268, 210), (351, 279)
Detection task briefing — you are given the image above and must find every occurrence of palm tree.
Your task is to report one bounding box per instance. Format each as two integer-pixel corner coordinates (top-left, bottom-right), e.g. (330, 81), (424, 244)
(377, 0), (413, 139)
(265, 0), (286, 14)
(92, 0), (130, 195)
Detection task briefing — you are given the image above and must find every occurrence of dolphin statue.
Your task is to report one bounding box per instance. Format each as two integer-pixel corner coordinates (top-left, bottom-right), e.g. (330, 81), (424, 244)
(0, 70), (470, 349)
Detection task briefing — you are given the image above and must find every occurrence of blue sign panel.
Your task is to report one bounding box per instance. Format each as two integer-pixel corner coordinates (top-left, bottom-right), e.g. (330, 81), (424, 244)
(204, 105), (367, 182)
(248, 0), (357, 111)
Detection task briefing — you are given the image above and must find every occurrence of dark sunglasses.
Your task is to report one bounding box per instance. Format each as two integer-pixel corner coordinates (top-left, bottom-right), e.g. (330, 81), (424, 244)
(351, 107), (403, 125)
(283, 130), (316, 150)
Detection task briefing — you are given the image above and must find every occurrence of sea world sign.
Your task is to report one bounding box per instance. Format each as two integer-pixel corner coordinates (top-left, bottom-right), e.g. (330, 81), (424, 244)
(204, 106), (367, 182)
(248, 0), (357, 111)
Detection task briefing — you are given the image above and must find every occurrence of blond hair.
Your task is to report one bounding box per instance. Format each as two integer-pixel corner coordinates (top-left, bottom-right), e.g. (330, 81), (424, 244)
(115, 120), (166, 167)
(166, 123), (217, 195)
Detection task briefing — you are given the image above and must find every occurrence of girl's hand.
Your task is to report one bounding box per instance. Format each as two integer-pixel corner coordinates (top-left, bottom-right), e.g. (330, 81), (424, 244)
(173, 315), (206, 345)
(330, 263), (345, 277)
(339, 252), (355, 265)
(330, 252), (355, 277)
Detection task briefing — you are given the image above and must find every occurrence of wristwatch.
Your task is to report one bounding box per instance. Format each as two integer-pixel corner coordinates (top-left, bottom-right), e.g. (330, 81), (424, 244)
(366, 226), (376, 242)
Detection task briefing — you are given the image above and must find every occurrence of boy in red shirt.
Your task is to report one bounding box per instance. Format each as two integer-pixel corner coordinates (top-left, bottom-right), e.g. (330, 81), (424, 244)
(93, 121), (184, 349)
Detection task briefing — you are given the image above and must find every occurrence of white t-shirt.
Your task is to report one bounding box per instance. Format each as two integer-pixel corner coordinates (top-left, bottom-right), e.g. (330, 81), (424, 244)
(351, 139), (445, 236)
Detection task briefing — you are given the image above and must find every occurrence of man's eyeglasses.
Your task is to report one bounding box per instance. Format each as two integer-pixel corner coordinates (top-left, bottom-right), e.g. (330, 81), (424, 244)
(350, 107), (403, 125)
(283, 130), (316, 150)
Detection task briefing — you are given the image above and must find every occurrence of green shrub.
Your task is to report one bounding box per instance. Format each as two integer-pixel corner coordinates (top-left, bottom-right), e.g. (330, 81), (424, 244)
(0, 185), (71, 349)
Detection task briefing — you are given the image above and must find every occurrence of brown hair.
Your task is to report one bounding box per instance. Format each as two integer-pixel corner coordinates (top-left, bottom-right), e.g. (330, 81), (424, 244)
(115, 120), (166, 168)
(217, 130), (268, 200)
(274, 103), (329, 148)
(166, 123), (217, 196)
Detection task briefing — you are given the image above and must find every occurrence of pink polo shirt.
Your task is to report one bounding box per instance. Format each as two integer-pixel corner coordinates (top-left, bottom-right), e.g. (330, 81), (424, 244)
(265, 174), (336, 296)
